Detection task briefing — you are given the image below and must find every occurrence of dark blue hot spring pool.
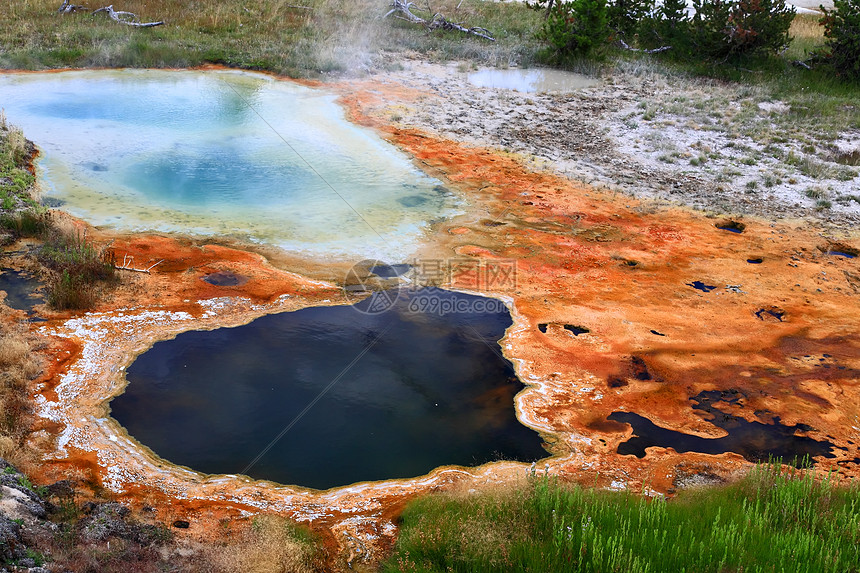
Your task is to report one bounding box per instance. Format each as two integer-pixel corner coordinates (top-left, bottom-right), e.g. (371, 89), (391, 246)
(109, 288), (547, 490)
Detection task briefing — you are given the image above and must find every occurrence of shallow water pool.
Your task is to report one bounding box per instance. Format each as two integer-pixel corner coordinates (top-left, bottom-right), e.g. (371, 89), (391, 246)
(467, 68), (598, 93)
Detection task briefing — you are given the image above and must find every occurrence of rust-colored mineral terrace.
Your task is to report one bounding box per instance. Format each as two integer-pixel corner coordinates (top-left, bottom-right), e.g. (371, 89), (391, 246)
(14, 73), (860, 567)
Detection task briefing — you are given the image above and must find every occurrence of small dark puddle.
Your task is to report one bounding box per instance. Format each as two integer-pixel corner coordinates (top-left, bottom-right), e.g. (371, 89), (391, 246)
(0, 268), (44, 312)
(609, 390), (835, 465)
(201, 271), (248, 287)
(747, 258), (763, 264)
(830, 251), (857, 259)
(481, 220), (506, 227)
(111, 288), (546, 490)
(822, 243), (858, 259)
(397, 195), (428, 207)
(563, 324), (589, 336)
(40, 197), (66, 208)
(537, 323), (589, 336)
(369, 263), (412, 278)
(687, 281), (717, 292)
(755, 307), (785, 321)
(715, 220), (745, 234)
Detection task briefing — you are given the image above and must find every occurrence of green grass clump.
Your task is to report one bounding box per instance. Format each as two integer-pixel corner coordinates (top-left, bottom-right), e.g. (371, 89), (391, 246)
(0, 116), (36, 205)
(0, 113), (47, 241)
(38, 228), (115, 310)
(383, 463), (860, 573)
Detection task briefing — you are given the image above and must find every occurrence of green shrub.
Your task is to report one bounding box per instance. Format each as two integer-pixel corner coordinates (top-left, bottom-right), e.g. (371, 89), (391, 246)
(642, 0), (691, 48)
(608, 0), (655, 39)
(539, 0), (611, 59)
(821, 0), (860, 80)
(639, 0), (794, 59)
(689, 0), (795, 58)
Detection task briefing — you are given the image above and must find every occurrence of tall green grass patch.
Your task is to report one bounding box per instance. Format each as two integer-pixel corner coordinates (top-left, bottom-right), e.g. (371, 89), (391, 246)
(38, 228), (115, 310)
(384, 463), (860, 572)
(0, 116), (36, 201)
(0, 114), (45, 241)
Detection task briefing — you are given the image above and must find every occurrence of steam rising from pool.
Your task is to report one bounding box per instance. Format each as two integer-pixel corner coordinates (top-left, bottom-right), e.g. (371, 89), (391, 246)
(0, 69), (461, 260)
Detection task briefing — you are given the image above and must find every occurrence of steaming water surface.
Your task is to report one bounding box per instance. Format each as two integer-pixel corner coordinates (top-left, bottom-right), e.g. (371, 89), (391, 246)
(0, 69), (461, 260)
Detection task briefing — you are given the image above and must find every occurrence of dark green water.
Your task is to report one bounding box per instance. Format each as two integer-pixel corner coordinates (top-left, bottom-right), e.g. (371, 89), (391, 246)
(110, 289), (546, 490)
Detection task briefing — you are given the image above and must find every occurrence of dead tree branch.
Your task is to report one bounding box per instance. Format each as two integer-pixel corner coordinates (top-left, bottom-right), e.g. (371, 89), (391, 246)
(92, 5), (165, 27)
(617, 38), (672, 54)
(57, 0), (88, 14)
(384, 0), (495, 42)
(114, 254), (163, 273)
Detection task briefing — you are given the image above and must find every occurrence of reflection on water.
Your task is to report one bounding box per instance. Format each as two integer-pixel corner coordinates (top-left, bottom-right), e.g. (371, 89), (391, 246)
(0, 70), (462, 260)
(467, 68), (599, 93)
(0, 268), (43, 312)
(110, 289), (546, 490)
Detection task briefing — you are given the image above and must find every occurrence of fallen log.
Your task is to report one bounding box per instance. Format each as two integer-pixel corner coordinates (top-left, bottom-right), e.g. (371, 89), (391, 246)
(384, 0), (495, 42)
(92, 4), (165, 27)
(617, 38), (672, 54)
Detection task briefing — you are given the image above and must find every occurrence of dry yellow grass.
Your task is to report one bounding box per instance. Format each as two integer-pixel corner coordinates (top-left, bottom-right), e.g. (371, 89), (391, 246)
(0, 322), (43, 468)
(0, 333), (28, 366)
(783, 12), (827, 60)
(790, 12), (826, 40)
(209, 515), (320, 573)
